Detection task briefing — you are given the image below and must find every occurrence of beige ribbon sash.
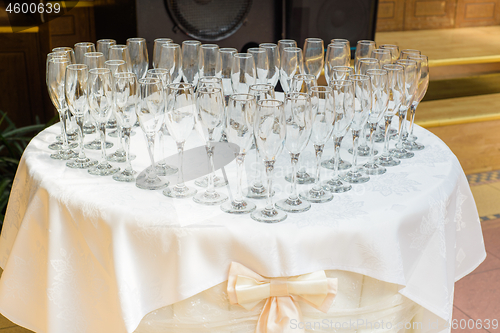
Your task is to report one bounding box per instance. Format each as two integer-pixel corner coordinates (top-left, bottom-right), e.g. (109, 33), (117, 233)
(227, 262), (338, 333)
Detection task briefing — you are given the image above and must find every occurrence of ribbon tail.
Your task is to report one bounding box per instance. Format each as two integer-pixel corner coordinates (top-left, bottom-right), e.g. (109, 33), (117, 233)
(256, 297), (304, 333)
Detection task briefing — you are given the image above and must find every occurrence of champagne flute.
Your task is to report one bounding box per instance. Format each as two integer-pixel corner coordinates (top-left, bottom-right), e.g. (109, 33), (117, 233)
(199, 44), (221, 78)
(135, 77), (168, 189)
(108, 45), (133, 72)
(74, 42), (95, 64)
(112, 72), (139, 182)
(300, 86), (335, 203)
(193, 87), (228, 205)
(276, 92), (313, 213)
(377, 64), (403, 167)
(47, 57), (78, 160)
(65, 64), (97, 168)
(153, 38), (172, 69)
(182, 40), (201, 86)
(87, 68), (119, 176)
(324, 79), (355, 193)
(97, 39), (116, 60)
(404, 54), (428, 151)
(259, 43), (279, 88)
(363, 69), (388, 175)
(354, 40), (376, 73)
(390, 59), (417, 159)
(400, 49), (421, 59)
(331, 38), (351, 60)
(159, 43), (183, 83)
(277, 39), (297, 60)
(248, 47), (269, 84)
(372, 49), (392, 67)
(220, 94), (257, 214)
(52, 47), (76, 64)
(356, 57), (379, 75)
(106, 59), (129, 143)
(380, 44), (400, 63)
(251, 99), (287, 223)
(342, 74), (371, 184)
(325, 43), (350, 86)
(231, 53), (256, 93)
(247, 83), (275, 199)
(163, 83), (198, 198)
(219, 48), (237, 102)
(303, 37), (324, 80)
(127, 38), (149, 80)
(280, 47), (304, 94)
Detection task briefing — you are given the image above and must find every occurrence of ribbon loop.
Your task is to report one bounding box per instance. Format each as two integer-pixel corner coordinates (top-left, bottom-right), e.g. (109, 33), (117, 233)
(270, 277), (289, 297)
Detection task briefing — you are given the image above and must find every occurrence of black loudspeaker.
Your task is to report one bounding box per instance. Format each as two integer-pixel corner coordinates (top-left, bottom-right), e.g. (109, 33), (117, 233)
(135, 0), (282, 55)
(285, 0), (378, 49)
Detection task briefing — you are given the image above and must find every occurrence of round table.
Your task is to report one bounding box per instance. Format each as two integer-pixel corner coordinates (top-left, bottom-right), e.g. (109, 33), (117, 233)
(0, 121), (485, 333)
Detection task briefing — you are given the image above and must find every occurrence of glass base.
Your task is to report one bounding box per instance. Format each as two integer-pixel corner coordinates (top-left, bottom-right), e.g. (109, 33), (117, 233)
(251, 207), (287, 223)
(163, 185), (197, 198)
(156, 164), (178, 176)
(373, 133), (385, 143)
(85, 139), (113, 150)
(56, 133), (77, 142)
(363, 162), (387, 175)
(193, 190), (228, 205)
(50, 149), (78, 160)
(195, 175), (228, 188)
(88, 162), (120, 176)
(299, 188), (333, 203)
(83, 124), (96, 134)
(321, 158), (351, 170)
(106, 120), (117, 129)
(324, 179), (352, 193)
(342, 170), (370, 184)
(66, 157), (98, 169)
(348, 145), (376, 157)
(285, 172), (315, 184)
(113, 169), (137, 182)
(404, 141), (425, 151)
(376, 155), (401, 167)
(220, 200), (256, 214)
(390, 148), (414, 159)
(48, 141), (78, 150)
(246, 185), (274, 199)
(135, 173), (168, 190)
(275, 197), (311, 213)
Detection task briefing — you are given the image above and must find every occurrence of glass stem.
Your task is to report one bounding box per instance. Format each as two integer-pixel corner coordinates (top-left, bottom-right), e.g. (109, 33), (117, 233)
(99, 122), (106, 163)
(175, 142), (186, 190)
(76, 115), (85, 159)
(206, 144), (216, 197)
(253, 144), (263, 188)
(383, 115), (392, 156)
(123, 127), (132, 172)
(333, 136), (342, 178)
(234, 153), (245, 204)
(289, 153), (299, 200)
(118, 126), (124, 152)
(313, 144), (324, 191)
(351, 129), (360, 172)
(396, 107), (407, 150)
(408, 102), (418, 140)
(146, 134), (156, 180)
(264, 160), (275, 214)
(59, 108), (70, 150)
(368, 122), (376, 164)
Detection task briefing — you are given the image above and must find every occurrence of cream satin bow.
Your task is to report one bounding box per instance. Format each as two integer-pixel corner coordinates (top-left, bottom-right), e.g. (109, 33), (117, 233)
(227, 262), (338, 333)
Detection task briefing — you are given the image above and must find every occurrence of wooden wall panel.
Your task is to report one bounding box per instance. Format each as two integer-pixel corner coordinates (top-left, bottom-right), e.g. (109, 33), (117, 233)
(456, 0), (500, 27)
(404, 0), (457, 30)
(376, 0), (405, 31)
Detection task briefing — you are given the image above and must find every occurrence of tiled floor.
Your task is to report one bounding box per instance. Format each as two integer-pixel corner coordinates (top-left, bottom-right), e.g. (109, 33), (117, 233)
(0, 170), (499, 332)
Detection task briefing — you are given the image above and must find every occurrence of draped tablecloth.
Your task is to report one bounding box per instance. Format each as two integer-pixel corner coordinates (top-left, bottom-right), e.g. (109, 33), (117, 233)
(0, 122), (485, 333)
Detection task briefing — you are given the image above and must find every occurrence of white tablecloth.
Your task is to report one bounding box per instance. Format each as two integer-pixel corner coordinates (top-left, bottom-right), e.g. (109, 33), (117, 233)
(0, 122), (485, 333)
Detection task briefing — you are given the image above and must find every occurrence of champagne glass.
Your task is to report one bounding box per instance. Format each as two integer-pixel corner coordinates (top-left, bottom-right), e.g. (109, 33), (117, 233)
(182, 40), (201, 86)
(299, 86), (334, 203)
(112, 72), (139, 182)
(87, 68), (119, 176)
(400, 49), (421, 59)
(135, 77), (168, 189)
(377, 64), (403, 167)
(251, 99), (287, 222)
(277, 39), (297, 60)
(331, 38), (351, 60)
(342, 74), (371, 184)
(276, 92), (313, 213)
(356, 57), (379, 75)
(153, 38), (172, 69)
(354, 40), (376, 73)
(147, 68), (179, 177)
(404, 54), (428, 151)
(74, 42), (95, 64)
(390, 59), (417, 159)
(322, 67), (353, 171)
(159, 43), (183, 83)
(303, 37), (324, 80)
(106, 59), (129, 142)
(380, 44), (400, 63)
(248, 47), (269, 84)
(199, 44), (221, 78)
(127, 37), (149, 80)
(280, 47), (304, 94)
(363, 69), (388, 175)
(108, 45), (133, 72)
(259, 43), (279, 88)
(231, 53), (256, 93)
(324, 79), (354, 193)
(193, 87), (228, 205)
(219, 48), (237, 102)
(52, 47), (76, 64)
(47, 57), (78, 160)
(65, 64), (97, 168)
(163, 83), (198, 198)
(220, 94), (257, 214)
(247, 83), (275, 199)
(97, 39), (116, 60)
(325, 43), (350, 86)
(372, 49), (392, 67)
